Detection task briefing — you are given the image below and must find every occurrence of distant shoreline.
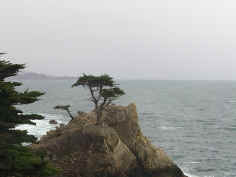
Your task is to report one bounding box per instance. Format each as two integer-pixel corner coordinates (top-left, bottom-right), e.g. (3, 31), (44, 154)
(11, 72), (77, 80)
(10, 72), (236, 81)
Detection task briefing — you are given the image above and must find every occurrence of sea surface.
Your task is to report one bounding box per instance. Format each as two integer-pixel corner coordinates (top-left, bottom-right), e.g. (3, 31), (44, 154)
(16, 79), (236, 177)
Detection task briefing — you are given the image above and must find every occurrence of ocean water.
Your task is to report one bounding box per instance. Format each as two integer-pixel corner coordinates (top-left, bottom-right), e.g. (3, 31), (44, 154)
(16, 79), (236, 177)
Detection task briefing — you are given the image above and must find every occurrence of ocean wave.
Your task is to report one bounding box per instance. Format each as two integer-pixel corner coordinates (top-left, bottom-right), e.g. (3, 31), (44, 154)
(159, 126), (182, 130)
(15, 113), (68, 139)
(140, 112), (155, 116)
(184, 172), (200, 177)
(183, 162), (201, 164)
(225, 100), (236, 103)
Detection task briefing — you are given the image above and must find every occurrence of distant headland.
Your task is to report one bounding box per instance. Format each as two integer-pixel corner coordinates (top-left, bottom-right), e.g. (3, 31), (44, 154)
(12, 72), (76, 80)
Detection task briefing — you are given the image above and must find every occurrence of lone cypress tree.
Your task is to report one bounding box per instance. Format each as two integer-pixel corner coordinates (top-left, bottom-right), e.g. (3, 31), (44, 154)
(0, 53), (57, 177)
(72, 74), (125, 123)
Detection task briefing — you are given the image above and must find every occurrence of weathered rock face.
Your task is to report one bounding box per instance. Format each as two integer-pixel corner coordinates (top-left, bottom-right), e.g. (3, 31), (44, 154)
(33, 104), (187, 177)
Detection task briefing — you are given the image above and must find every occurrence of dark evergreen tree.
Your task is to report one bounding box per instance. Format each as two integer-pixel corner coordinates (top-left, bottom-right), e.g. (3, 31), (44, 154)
(0, 53), (57, 177)
(72, 74), (125, 123)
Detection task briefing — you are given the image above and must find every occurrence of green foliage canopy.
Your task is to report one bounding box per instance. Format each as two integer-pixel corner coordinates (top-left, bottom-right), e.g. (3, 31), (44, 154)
(0, 53), (57, 177)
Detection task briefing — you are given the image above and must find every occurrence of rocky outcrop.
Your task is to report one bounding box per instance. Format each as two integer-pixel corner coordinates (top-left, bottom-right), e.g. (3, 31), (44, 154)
(32, 104), (187, 177)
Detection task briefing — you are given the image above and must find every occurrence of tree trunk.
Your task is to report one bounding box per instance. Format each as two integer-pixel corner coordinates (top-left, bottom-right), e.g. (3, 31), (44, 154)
(96, 108), (103, 125)
(66, 109), (74, 120)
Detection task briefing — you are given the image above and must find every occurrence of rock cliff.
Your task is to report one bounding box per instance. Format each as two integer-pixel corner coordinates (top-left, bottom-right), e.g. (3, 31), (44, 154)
(32, 103), (187, 177)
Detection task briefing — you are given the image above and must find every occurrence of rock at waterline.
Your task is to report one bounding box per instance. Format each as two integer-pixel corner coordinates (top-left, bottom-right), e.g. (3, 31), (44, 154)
(32, 103), (188, 177)
(49, 120), (58, 124)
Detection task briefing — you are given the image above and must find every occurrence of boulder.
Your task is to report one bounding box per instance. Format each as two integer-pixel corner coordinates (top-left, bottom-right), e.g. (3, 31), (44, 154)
(33, 104), (187, 177)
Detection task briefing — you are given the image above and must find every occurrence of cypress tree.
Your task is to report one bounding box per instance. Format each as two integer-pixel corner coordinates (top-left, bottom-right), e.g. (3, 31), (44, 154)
(0, 53), (57, 177)
(72, 74), (125, 123)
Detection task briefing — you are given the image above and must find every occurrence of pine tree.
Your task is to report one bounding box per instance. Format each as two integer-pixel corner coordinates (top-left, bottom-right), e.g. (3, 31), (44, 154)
(0, 53), (57, 177)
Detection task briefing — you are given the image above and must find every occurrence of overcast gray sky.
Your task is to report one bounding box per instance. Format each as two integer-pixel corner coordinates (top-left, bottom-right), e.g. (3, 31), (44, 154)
(1, 0), (236, 80)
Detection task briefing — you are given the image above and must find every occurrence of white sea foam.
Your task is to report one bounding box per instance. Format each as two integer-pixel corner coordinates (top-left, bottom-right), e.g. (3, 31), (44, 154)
(15, 113), (68, 139)
(159, 126), (182, 130)
(184, 172), (201, 177)
(183, 162), (201, 164)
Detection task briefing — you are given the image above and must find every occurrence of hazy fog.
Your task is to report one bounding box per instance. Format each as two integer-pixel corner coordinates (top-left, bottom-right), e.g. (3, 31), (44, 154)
(1, 0), (236, 80)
